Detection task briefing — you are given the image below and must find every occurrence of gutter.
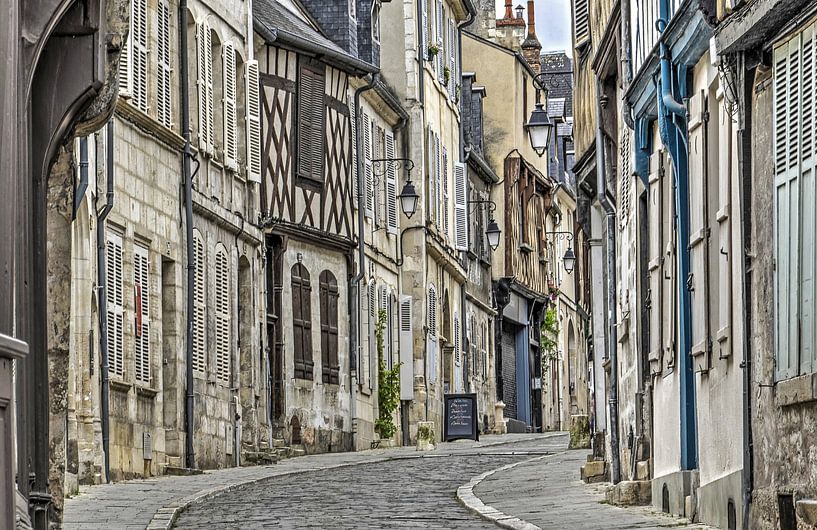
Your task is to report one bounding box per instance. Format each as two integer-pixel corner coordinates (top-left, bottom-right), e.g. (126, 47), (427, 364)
(179, 0), (197, 469)
(350, 74), (379, 449)
(96, 122), (115, 483)
(594, 79), (620, 485)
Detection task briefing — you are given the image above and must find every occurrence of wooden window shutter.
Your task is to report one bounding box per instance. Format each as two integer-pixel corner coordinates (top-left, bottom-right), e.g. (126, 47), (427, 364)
(215, 250), (230, 383)
(245, 60), (262, 182)
(157, 0), (172, 128)
(647, 152), (663, 372)
(222, 43), (239, 171)
(292, 264), (314, 380)
(442, 146), (449, 236)
(349, 99), (358, 206)
(427, 285), (437, 384)
(449, 19), (456, 98)
(134, 243), (151, 384)
(573, 0), (589, 46)
(118, 39), (132, 98)
(435, 134), (442, 231)
(421, 0), (429, 61)
(454, 161), (468, 250)
(131, 0), (149, 113)
(454, 312), (460, 365)
(196, 22), (214, 154)
(399, 295), (414, 399)
(774, 36), (801, 380)
(385, 130), (398, 233)
(368, 279), (376, 389)
(437, 2), (444, 80)
(319, 271), (339, 384)
(364, 113), (374, 217)
(714, 92), (733, 362)
(426, 127), (435, 223)
(106, 232), (125, 378)
(193, 236), (206, 373)
(687, 91), (709, 366)
(373, 126), (383, 227)
(297, 61), (326, 184)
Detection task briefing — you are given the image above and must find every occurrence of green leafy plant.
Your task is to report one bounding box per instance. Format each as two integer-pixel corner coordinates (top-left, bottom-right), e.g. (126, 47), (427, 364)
(427, 44), (440, 58)
(375, 309), (401, 439)
(540, 306), (560, 369)
(443, 66), (451, 86)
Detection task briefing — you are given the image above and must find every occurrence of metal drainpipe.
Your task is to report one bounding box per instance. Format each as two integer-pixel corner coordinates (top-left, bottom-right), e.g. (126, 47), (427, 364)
(179, 0), (196, 469)
(351, 74), (378, 448)
(97, 121), (115, 483)
(595, 79), (620, 485)
(621, 0), (635, 130)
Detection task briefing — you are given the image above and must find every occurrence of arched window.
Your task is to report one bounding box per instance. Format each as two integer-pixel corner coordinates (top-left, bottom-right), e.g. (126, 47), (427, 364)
(292, 263), (313, 380)
(192, 233), (206, 373)
(215, 248), (230, 383)
(319, 270), (339, 384)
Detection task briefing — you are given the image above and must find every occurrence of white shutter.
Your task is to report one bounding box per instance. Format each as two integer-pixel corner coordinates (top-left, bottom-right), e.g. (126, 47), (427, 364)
(364, 114), (374, 217)
(385, 131), (398, 233)
(435, 135), (442, 231)
(157, 0), (172, 128)
(427, 128), (436, 224)
(715, 94), (734, 360)
(454, 312), (462, 392)
(106, 232), (125, 378)
(687, 91), (708, 363)
(245, 60), (262, 182)
(373, 126), (382, 227)
(368, 279), (376, 389)
(573, 0), (589, 45)
(215, 250), (230, 383)
(197, 23), (210, 152)
(399, 295), (414, 399)
(647, 152), (663, 371)
(774, 37), (800, 379)
(118, 39), (132, 98)
(349, 99), (358, 205)
(421, 0), (429, 61)
(205, 26), (215, 155)
(437, 3), (445, 80)
(662, 153), (676, 369)
(132, 0), (149, 113)
(193, 236), (206, 373)
(223, 43), (238, 170)
(134, 243), (151, 384)
(454, 162), (468, 250)
(442, 146), (449, 236)
(449, 19), (457, 98)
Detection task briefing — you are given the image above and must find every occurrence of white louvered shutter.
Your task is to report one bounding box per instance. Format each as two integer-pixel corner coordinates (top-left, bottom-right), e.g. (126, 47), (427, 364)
(442, 147), (449, 236)
(215, 250), (230, 383)
(134, 243), (150, 384)
(421, 0), (429, 61)
(427, 128), (435, 224)
(687, 91), (708, 365)
(427, 286), (437, 384)
(196, 23), (209, 152)
(245, 61), (262, 182)
(364, 114), (374, 217)
(774, 36), (801, 380)
(373, 126), (382, 227)
(119, 38), (132, 98)
(435, 135), (442, 231)
(223, 43), (238, 171)
(449, 19), (457, 98)
(193, 236), (206, 373)
(157, 0), (172, 128)
(385, 131), (397, 233)
(437, 3), (445, 80)
(647, 152), (663, 371)
(368, 280), (376, 389)
(454, 313), (460, 365)
(106, 232), (125, 378)
(454, 162), (467, 250)
(131, 0), (149, 112)
(350, 99), (358, 205)
(573, 0), (589, 45)
(399, 295), (414, 399)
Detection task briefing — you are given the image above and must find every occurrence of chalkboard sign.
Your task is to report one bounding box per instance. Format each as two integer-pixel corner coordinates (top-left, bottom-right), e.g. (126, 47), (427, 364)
(443, 393), (479, 442)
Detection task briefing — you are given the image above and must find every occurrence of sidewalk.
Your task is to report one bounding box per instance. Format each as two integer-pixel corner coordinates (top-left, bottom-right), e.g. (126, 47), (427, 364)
(62, 433), (561, 530)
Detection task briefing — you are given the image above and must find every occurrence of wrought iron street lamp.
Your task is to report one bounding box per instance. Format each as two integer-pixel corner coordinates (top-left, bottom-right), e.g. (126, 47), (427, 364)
(469, 199), (502, 251)
(398, 179), (419, 218)
(525, 74), (555, 157)
(545, 230), (576, 274)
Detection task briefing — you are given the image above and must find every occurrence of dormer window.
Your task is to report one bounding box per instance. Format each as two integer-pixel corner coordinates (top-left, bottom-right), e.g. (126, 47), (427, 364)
(372, 2), (381, 43)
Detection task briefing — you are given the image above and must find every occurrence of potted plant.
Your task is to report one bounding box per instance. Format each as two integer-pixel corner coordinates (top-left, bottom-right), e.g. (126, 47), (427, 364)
(427, 43), (439, 58)
(443, 66), (451, 86)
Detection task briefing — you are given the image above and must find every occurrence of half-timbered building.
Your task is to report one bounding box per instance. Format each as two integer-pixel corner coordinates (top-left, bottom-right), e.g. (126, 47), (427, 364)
(254, 0), (378, 452)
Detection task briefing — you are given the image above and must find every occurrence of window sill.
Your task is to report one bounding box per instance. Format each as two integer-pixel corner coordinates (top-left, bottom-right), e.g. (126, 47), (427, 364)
(519, 243), (534, 254)
(135, 384), (158, 398)
(110, 379), (132, 393)
(776, 372), (817, 407)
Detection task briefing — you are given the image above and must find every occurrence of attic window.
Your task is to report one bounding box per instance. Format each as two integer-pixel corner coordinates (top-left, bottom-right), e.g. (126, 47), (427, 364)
(573, 0), (589, 47)
(372, 2), (381, 43)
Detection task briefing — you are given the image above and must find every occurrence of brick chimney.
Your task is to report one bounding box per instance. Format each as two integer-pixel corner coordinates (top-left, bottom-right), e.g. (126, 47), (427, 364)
(503, 0), (513, 20)
(521, 0), (541, 73)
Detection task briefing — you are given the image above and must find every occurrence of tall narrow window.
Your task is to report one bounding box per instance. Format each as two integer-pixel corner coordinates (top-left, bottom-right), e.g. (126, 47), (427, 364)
(292, 263), (314, 380)
(385, 130), (398, 233)
(156, 0), (172, 127)
(215, 248), (230, 383)
(128, 0), (149, 112)
(573, 0), (589, 47)
(192, 235), (206, 373)
(320, 271), (340, 384)
(222, 43), (239, 170)
(106, 232), (125, 378)
(134, 242), (151, 384)
(454, 162), (468, 250)
(245, 60), (262, 182)
(297, 60), (326, 185)
(427, 284), (437, 384)
(196, 22), (215, 154)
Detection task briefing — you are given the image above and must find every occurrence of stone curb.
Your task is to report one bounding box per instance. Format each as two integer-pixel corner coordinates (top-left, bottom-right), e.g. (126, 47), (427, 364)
(455, 451), (567, 530)
(146, 434), (566, 529)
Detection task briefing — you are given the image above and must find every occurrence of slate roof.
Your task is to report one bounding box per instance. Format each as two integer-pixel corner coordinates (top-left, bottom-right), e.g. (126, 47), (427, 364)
(547, 97), (566, 122)
(254, 0), (376, 74)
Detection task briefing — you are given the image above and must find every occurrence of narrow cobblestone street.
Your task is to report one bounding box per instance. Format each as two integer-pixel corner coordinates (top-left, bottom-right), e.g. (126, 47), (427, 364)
(64, 433), (708, 529)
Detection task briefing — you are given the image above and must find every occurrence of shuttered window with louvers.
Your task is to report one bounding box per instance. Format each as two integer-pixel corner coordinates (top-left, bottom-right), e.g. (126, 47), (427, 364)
(245, 61), (262, 182)
(427, 285), (437, 384)
(119, 40), (131, 98)
(106, 232), (125, 378)
(134, 243), (151, 384)
(292, 263), (314, 380)
(193, 235), (206, 373)
(442, 146), (449, 237)
(131, 0), (149, 113)
(215, 249), (230, 383)
(573, 0), (589, 46)
(350, 99), (358, 205)
(297, 61), (326, 184)
(196, 22), (215, 154)
(364, 113), (374, 217)
(454, 162), (467, 250)
(157, 0), (172, 128)
(223, 43), (239, 171)
(647, 152), (663, 372)
(399, 295), (414, 400)
(319, 270), (340, 385)
(385, 131), (398, 233)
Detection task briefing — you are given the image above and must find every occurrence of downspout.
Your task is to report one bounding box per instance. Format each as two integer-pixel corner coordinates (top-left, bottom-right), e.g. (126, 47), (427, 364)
(621, 0), (635, 130)
(657, 0), (697, 472)
(351, 74), (378, 448)
(179, 0), (196, 469)
(595, 79), (620, 485)
(96, 122), (115, 483)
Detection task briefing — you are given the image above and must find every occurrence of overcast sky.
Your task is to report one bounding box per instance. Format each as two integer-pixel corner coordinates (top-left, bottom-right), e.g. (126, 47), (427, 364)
(494, 0), (571, 53)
